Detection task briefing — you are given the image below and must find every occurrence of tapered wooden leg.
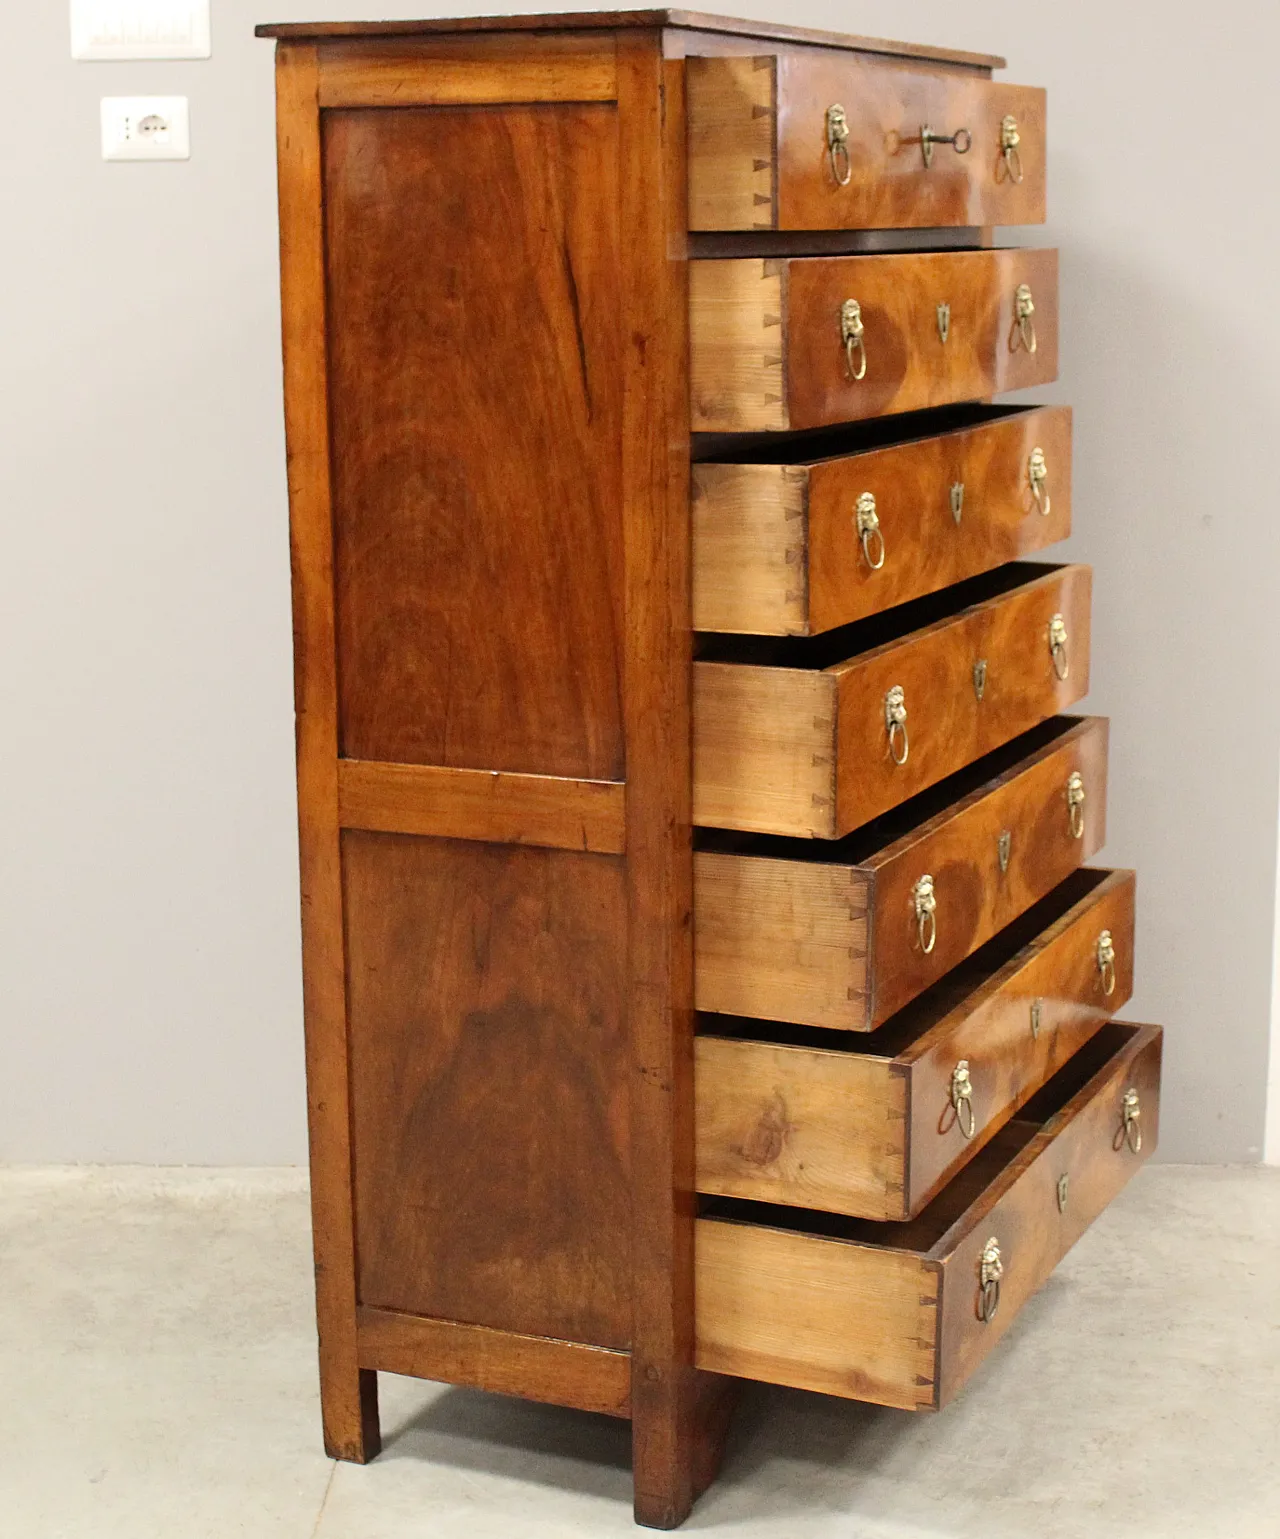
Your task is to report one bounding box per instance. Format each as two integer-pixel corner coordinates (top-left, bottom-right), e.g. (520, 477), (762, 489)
(321, 1363), (382, 1464)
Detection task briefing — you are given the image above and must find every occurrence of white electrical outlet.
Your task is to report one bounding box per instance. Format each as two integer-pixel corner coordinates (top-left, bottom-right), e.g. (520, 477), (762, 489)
(101, 96), (191, 161)
(72, 1), (211, 61)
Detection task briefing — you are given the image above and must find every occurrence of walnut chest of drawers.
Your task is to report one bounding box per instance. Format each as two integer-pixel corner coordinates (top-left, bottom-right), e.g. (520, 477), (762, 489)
(259, 9), (1162, 1529)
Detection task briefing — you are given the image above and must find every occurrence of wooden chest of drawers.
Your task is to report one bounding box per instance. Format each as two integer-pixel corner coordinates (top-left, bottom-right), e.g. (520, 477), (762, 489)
(260, 9), (1162, 1529)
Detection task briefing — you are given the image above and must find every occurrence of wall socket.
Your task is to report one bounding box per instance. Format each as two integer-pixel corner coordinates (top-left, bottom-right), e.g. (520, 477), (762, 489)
(101, 96), (191, 161)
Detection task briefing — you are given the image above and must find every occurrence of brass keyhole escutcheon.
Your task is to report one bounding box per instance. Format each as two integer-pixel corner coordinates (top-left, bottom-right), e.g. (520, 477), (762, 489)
(1116, 1088), (1143, 1154)
(1066, 771), (1086, 839)
(826, 103), (852, 186)
(950, 1059), (976, 1140)
(1030, 997), (1044, 1039)
(937, 302), (951, 344)
(1029, 445), (1050, 516)
(1000, 113), (1024, 184)
(997, 829), (1012, 873)
(950, 481), (965, 525)
(1011, 283), (1037, 354)
(1049, 613), (1069, 680)
(913, 873), (937, 955)
(977, 1236), (1003, 1323)
(884, 684), (908, 765)
(855, 491), (885, 570)
(973, 658), (988, 701)
(841, 298), (866, 381)
(1057, 1173), (1070, 1213)
(1097, 929), (1117, 996)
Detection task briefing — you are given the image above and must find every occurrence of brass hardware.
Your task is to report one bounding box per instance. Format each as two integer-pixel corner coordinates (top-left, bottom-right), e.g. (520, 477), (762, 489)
(1000, 113), (1024, 184)
(949, 1059), (976, 1140)
(1097, 929), (1117, 996)
(1057, 1172), (1070, 1213)
(826, 103), (852, 186)
(973, 658), (988, 701)
(937, 302), (951, 344)
(884, 684), (909, 765)
(920, 123), (972, 168)
(1048, 613), (1069, 680)
(977, 1236), (1003, 1323)
(997, 829), (1012, 873)
(855, 492), (885, 570)
(1029, 445), (1051, 516)
(950, 481), (965, 525)
(1030, 997), (1043, 1039)
(1116, 1088), (1143, 1153)
(841, 298), (867, 381)
(1011, 283), (1037, 354)
(913, 873), (937, 955)
(1066, 770), (1086, 840)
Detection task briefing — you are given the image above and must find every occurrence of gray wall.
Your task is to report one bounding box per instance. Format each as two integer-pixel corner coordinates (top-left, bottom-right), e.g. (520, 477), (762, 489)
(3, 0), (1277, 1163)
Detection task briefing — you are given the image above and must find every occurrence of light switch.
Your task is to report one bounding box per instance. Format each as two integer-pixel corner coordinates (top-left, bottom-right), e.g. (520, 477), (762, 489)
(72, 0), (211, 60)
(101, 96), (191, 161)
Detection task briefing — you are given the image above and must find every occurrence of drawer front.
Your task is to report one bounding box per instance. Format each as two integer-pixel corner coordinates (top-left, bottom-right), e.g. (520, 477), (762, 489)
(695, 867), (1135, 1221)
(690, 248), (1058, 433)
(687, 53), (1046, 232)
(694, 715), (1108, 1031)
(695, 1022), (1162, 1410)
(692, 406), (1073, 637)
(694, 562), (1091, 840)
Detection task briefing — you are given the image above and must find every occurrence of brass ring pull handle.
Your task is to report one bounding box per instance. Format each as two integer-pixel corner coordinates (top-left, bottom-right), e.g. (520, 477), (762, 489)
(977, 1236), (1003, 1323)
(950, 1059), (976, 1140)
(1096, 929), (1117, 996)
(1011, 283), (1037, 354)
(1115, 1088), (1143, 1154)
(1048, 613), (1069, 681)
(841, 298), (866, 381)
(1029, 445), (1051, 516)
(855, 492), (885, 570)
(920, 123), (972, 169)
(826, 104), (852, 186)
(884, 684), (908, 765)
(913, 873), (937, 955)
(1066, 770), (1086, 840)
(1000, 114), (1024, 184)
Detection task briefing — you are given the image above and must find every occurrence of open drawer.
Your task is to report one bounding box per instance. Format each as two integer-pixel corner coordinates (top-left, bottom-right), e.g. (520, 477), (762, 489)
(696, 1021), (1162, 1411)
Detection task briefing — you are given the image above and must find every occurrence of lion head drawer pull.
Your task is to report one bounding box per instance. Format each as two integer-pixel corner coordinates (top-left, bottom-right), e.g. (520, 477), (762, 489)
(1011, 283), (1037, 354)
(1097, 929), (1117, 996)
(1029, 445), (1051, 516)
(825, 103), (852, 186)
(949, 1059), (976, 1139)
(1048, 613), (1070, 680)
(913, 873), (937, 954)
(977, 1236), (1004, 1323)
(920, 123), (971, 168)
(1115, 1088), (1143, 1154)
(884, 684), (909, 764)
(1066, 770), (1086, 838)
(855, 492), (885, 570)
(1000, 114), (1024, 183)
(841, 298), (867, 381)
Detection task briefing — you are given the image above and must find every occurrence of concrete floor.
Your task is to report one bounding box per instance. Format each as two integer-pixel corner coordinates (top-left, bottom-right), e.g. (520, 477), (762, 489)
(2, 1165), (1277, 1539)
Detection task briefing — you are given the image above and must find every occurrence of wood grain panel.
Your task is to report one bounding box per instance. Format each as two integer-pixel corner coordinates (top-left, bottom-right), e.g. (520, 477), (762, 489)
(688, 53), (1044, 232)
(692, 405), (1073, 635)
(337, 760), (626, 854)
(356, 1307), (632, 1417)
(695, 1218), (938, 1408)
(344, 833), (631, 1350)
(324, 104), (624, 779)
(272, 41), (380, 1464)
(317, 34), (618, 105)
(690, 248), (1058, 432)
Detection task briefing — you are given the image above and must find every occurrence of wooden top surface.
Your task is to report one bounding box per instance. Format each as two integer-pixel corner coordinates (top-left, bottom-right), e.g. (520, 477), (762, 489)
(254, 10), (1006, 69)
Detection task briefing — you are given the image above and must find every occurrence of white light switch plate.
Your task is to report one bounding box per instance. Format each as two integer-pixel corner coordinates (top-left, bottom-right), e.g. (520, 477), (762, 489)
(101, 96), (191, 161)
(72, 1), (211, 60)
